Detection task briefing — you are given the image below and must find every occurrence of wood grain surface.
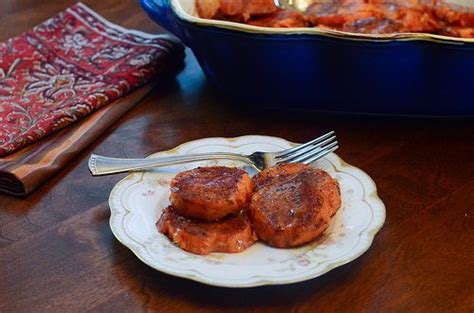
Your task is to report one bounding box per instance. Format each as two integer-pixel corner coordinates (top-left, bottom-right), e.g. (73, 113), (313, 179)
(0, 1), (473, 312)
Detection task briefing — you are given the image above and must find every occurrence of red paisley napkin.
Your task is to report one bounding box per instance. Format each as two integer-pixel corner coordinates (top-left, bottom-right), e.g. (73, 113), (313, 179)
(0, 2), (183, 156)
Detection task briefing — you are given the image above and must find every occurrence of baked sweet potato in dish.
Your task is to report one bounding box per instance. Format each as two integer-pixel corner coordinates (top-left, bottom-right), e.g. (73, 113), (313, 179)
(196, 0), (278, 21)
(196, 0), (474, 38)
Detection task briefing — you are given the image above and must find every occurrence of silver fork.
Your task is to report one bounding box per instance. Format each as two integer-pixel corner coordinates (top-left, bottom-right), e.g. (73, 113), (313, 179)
(88, 131), (338, 176)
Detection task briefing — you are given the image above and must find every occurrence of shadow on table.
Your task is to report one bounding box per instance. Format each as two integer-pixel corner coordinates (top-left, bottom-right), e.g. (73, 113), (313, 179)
(110, 237), (367, 311)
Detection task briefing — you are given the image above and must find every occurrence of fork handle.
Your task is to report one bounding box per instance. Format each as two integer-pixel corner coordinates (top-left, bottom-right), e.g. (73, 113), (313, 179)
(88, 153), (252, 176)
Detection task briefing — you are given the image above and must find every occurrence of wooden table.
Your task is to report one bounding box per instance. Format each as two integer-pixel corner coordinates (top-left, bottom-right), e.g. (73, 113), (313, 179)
(1, 1), (473, 312)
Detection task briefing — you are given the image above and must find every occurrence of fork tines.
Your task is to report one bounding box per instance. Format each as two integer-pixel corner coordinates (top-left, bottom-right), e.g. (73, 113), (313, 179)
(276, 131), (338, 165)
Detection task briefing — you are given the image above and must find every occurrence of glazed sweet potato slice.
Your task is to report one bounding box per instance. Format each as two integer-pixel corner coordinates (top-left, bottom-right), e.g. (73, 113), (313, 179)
(158, 207), (258, 255)
(249, 163), (341, 248)
(170, 166), (254, 221)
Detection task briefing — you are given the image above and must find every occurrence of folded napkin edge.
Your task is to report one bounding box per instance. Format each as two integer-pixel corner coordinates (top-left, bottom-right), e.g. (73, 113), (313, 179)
(0, 2), (184, 157)
(74, 1), (181, 45)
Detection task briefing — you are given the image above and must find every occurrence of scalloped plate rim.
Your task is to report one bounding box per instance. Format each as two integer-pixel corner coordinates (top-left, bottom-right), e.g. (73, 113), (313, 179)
(108, 135), (386, 288)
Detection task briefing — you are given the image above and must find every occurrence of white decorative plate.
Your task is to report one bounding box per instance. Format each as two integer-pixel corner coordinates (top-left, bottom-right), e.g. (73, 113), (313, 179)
(109, 136), (386, 287)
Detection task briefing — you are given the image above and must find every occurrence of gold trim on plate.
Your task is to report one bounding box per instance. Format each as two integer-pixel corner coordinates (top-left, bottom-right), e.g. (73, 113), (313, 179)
(171, 0), (474, 45)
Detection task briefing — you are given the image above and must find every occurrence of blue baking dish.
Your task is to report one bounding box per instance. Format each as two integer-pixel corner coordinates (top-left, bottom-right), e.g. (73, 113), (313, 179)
(141, 0), (474, 115)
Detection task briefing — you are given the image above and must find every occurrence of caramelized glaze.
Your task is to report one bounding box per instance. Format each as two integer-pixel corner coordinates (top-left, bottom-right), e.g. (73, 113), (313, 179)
(158, 207), (258, 255)
(170, 166), (254, 221)
(197, 0), (474, 38)
(249, 163), (341, 248)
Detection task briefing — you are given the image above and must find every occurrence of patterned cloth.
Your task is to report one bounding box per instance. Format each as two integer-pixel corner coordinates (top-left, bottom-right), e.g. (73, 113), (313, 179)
(0, 2), (183, 156)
